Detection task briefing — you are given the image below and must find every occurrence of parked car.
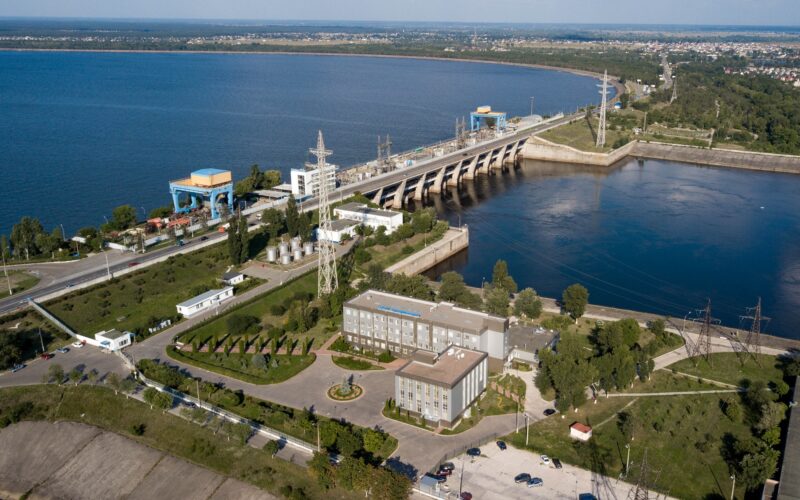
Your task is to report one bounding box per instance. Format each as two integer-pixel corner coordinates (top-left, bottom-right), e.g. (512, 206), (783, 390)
(200, 236), (209, 241)
(439, 462), (455, 472)
(540, 455), (550, 465)
(460, 492), (473, 500)
(11, 364), (25, 373)
(127, 261), (139, 267)
(40, 352), (54, 360)
(56, 347), (69, 354)
(553, 458), (563, 469)
(514, 473), (532, 484)
(72, 341), (85, 348)
(496, 440), (507, 451)
(543, 408), (556, 416)
(466, 448), (481, 457)
(64, 283), (74, 288)
(436, 468), (452, 477)
(527, 477), (544, 488)
(425, 473), (447, 484)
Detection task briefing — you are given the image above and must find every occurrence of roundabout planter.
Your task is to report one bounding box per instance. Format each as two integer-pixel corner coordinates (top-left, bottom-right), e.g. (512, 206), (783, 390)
(327, 383), (363, 401)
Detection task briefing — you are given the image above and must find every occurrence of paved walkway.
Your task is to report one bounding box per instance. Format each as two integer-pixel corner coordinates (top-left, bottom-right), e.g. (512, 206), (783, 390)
(605, 389), (739, 397)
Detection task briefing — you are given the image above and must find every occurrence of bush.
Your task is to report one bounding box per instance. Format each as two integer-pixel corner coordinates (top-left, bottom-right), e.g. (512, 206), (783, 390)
(377, 350), (395, 363)
(227, 314), (261, 337)
(401, 245), (414, 255)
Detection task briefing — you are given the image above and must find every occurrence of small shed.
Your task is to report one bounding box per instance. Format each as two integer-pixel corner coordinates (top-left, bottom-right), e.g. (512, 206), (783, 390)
(95, 329), (132, 351)
(221, 271), (245, 286)
(570, 422), (593, 441)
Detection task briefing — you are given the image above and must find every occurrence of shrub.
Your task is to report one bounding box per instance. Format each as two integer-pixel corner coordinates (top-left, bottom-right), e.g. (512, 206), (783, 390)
(226, 315), (260, 337)
(378, 350), (395, 363)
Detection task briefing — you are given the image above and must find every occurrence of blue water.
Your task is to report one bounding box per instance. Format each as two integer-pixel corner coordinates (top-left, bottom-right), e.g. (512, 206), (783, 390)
(423, 159), (800, 339)
(0, 51), (600, 235)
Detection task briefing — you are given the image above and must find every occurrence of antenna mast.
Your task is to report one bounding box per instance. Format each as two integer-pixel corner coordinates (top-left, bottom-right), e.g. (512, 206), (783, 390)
(596, 70), (609, 148)
(309, 131), (338, 296)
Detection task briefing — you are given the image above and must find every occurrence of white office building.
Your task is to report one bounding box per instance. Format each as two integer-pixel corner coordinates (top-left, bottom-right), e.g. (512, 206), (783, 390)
(343, 289), (509, 370)
(290, 162), (337, 198)
(176, 286), (234, 318)
(334, 202), (403, 234)
(94, 329), (133, 351)
(395, 346), (488, 428)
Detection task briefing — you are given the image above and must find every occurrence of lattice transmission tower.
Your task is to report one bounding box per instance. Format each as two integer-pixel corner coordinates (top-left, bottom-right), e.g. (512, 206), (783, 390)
(627, 449), (663, 500)
(690, 299), (719, 365)
(742, 297), (770, 363)
(309, 131), (338, 296)
(671, 76), (678, 104)
(596, 69), (609, 148)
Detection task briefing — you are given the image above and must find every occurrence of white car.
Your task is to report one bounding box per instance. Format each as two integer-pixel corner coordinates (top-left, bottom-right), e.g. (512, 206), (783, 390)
(540, 455), (550, 465)
(72, 341), (85, 348)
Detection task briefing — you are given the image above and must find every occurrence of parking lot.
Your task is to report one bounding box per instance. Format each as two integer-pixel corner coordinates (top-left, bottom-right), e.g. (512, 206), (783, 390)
(426, 442), (644, 500)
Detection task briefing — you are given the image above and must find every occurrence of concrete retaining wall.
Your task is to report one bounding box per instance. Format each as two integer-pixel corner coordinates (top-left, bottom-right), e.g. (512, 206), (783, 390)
(385, 227), (469, 276)
(522, 137), (800, 173)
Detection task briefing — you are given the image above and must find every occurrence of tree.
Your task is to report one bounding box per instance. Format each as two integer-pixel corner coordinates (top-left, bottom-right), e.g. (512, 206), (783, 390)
(285, 195), (300, 237)
(261, 208), (284, 241)
(119, 378), (137, 398)
(297, 212), (312, 241)
(514, 288), (542, 319)
(69, 368), (83, 386)
(143, 387), (173, 411)
(617, 411), (635, 440)
(739, 448), (780, 491)
(237, 214), (250, 263)
(438, 271), (482, 310)
(485, 285), (510, 316)
(546, 333), (596, 411)
(10, 216), (45, 259)
(411, 210), (434, 234)
(111, 205), (138, 231)
(492, 259), (518, 294)
(562, 283), (589, 321)
(309, 451), (337, 490)
(335, 428), (363, 457)
(722, 396), (742, 422)
(384, 274), (434, 301)
(149, 206), (173, 218)
(362, 428), (386, 454)
(106, 372), (122, 394)
(48, 363), (64, 384)
(227, 215), (243, 265)
(756, 402), (787, 432)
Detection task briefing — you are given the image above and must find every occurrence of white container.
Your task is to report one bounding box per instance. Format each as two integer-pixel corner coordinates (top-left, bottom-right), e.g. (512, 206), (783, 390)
(266, 247), (277, 262)
(280, 254), (291, 265)
(291, 237), (302, 251)
(303, 242), (314, 255)
(293, 249), (303, 261)
(279, 242), (290, 255)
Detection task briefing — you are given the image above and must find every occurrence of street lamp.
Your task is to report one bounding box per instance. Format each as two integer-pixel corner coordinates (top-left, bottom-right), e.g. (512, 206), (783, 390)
(530, 96), (535, 117)
(625, 443), (631, 478)
(730, 474), (736, 500)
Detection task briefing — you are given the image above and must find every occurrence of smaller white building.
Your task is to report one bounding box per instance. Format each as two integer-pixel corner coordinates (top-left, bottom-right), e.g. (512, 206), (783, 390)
(570, 422), (593, 441)
(176, 286), (234, 318)
(221, 272), (245, 286)
(95, 329), (132, 351)
(290, 162), (337, 197)
(334, 202), (403, 234)
(315, 219), (358, 244)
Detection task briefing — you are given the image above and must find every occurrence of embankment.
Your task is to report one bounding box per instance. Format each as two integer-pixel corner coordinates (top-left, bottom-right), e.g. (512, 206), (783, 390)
(386, 227), (469, 276)
(523, 136), (800, 174)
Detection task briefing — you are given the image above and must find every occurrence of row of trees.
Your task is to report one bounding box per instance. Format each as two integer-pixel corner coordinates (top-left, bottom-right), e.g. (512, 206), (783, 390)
(226, 213), (250, 265)
(234, 164), (281, 197)
(261, 194), (313, 243)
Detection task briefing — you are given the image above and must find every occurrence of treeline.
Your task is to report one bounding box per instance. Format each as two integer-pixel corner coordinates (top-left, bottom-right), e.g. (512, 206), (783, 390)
(636, 59), (800, 154)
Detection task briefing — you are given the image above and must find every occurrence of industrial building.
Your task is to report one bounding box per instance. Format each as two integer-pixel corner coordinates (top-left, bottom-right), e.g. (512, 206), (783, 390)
(169, 168), (234, 220)
(176, 286), (234, 318)
(342, 289), (509, 369)
(290, 161), (337, 198)
(334, 202), (403, 234)
(315, 219), (358, 244)
(395, 346), (488, 428)
(470, 105), (507, 132)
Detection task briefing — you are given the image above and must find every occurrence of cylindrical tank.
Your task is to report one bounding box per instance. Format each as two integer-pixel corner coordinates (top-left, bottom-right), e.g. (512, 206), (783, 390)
(303, 242), (314, 255)
(291, 237), (302, 251)
(293, 249), (303, 261)
(279, 242), (290, 255)
(266, 246), (277, 262)
(280, 254), (291, 265)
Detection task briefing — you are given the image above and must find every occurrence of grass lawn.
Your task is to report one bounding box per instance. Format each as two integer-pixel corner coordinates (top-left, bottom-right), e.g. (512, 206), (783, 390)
(332, 356), (383, 371)
(539, 117), (631, 153)
(46, 244), (232, 336)
(0, 384), (361, 499)
(0, 310), (71, 367)
(358, 222), (449, 273)
(608, 370), (724, 394)
(505, 372), (752, 500)
(668, 352), (783, 387)
(5, 270), (40, 294)
(440, 388), (518, 435)
(168, 346), (316, 385)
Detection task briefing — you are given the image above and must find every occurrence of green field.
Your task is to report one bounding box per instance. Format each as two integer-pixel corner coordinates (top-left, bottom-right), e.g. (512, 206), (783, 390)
(506, 372), (753, 500)
(5, 270), (40, 294)
(668, 352), (783, 387)
(0, 384), (361, 499)
(539, 117), (631, 153)
(46, 244), (232, 336)
(440, 387), (518, 435)
(169, 347), (316, 385)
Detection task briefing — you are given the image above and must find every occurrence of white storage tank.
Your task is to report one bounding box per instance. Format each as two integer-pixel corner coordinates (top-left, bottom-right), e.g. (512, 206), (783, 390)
(280, 253), (292, 265)
(266, 246), (277, 262)
(303, 242), (314, 255)
(279, 242), (290, 255)
(291, 237), (302, 251)
(293, 249), (303, 261)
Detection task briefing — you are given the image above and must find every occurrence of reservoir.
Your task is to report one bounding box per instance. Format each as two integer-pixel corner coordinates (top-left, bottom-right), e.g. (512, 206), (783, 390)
(421, 158), (800, 339)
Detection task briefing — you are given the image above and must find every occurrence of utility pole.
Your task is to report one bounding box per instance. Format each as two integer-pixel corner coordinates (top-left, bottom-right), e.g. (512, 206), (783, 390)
(103, 247), (112, 280)
(39, 328), (45, 353)
(525, 413), (530, 446)
(625, 443), (631, 477)
(530, 96), (535, 117)
(596, 70), (609, 148)
(730, 474), (736, 500)
(311, 131), (338, 296)
(2, 245), (11, 296)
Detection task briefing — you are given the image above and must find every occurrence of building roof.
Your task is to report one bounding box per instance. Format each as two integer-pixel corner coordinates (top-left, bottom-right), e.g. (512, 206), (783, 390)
(570, 423), (592, 434)
(222, 271), (243, 280)
(193, 168), (229, 176)
(778, 377), (800, 499)
(177, 287), (233, 309)
(327, 219), (359, 232)
(96, 329), (130, 340)
(335, 202), (401, 220)
(346, 289), (508, 335)
(397, 346), (486, 389)
(508, 325), (558, 354)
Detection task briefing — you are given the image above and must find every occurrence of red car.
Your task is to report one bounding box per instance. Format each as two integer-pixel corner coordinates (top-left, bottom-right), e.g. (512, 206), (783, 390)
(40, 353), (54, 360)
(127, 261), (140, 267)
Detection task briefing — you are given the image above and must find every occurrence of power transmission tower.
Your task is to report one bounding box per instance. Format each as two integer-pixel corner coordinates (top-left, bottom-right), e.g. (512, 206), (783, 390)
(455, 117), (467, 149)
(627, 449), (662, 500)
(377, 135), (393, 170)
(596, 69), (609, 148)
(742, 297), (770, 364)
(309, 131), (338, 297)
(690, 299), (719, 366)
(670, 76), (677, 104)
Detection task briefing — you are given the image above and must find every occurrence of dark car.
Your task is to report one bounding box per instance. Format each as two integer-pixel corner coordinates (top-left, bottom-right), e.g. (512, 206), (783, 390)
(527, 477), (544, 488)
(11, 364), (25, 373)
(544, 408), (556, 416)
(40, 352), (54, 360)
(127, 261), (139, 267)
(514, 473), (532, 484)
(553, 458), (563, 469)
(425, 473), (447, 484)
(439, 462), (455, 472)
(466, 448), (481, 457)
(436, 468), (452, 477)
(496, 440), (507, 450)
(200, 236), (209, 241)
(460, 492), (473, 500)
(55, 347), (69, 354)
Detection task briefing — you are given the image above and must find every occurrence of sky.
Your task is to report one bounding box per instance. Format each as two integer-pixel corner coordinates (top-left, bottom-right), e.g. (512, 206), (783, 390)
(0, 0), (798, 26)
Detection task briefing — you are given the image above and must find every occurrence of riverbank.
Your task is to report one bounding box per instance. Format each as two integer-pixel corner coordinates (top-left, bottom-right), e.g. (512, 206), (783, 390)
(522, 136), (800, 174)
